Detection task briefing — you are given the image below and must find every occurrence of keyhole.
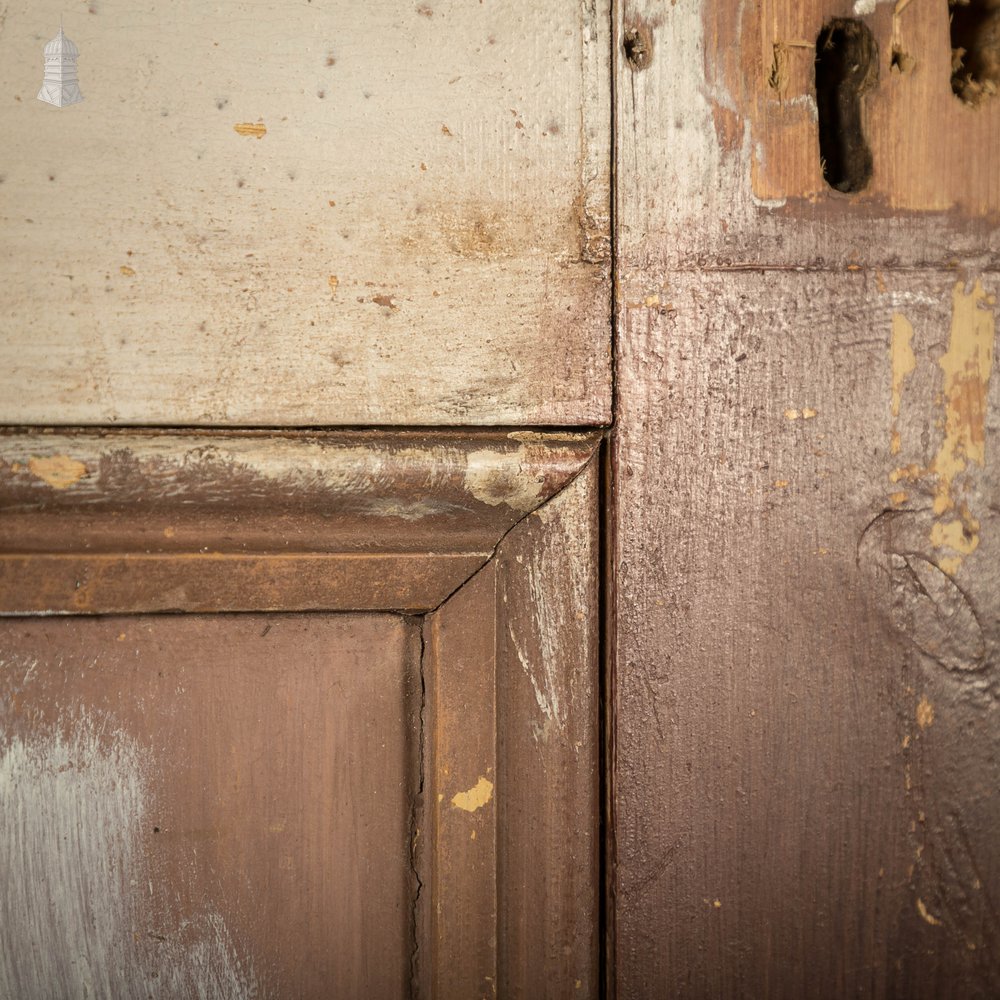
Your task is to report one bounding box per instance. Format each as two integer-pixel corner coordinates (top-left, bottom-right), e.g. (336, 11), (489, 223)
(950, 0), (1000, 106)
(815, 19), (878, 194)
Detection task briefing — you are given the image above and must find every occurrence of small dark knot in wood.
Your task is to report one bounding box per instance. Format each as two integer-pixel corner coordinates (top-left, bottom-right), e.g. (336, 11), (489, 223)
(624, 24), (654, 71)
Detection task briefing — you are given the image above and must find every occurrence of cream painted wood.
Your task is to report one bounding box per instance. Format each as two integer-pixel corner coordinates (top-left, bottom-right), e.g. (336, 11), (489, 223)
(0, 1), (610, 426)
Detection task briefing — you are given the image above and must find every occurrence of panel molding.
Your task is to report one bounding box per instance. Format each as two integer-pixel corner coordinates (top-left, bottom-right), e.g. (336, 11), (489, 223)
(0, 429), (599, 614)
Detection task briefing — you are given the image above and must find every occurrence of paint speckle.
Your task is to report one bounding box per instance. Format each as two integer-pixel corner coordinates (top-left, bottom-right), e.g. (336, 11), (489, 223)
(119, 265), (135, 277)
(773, 479), (789, 489)
(917, 897), (942, 926)
(916, 695), (935, 729)
(233, 122), (267, 139)
(328, 275), (339, 293)
(451, 776), (493, 813)
(28, 455), (87, 490)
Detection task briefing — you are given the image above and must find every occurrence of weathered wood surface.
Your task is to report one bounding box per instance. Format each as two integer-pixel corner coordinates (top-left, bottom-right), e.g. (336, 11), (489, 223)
(1, 613), (420, 999)
(618, 0), (1000, 269)
(0, 0), (610, 426)
(613, 1), (1000, 995)
(0, 429), (599, 612)
(421, 456), (601, 998)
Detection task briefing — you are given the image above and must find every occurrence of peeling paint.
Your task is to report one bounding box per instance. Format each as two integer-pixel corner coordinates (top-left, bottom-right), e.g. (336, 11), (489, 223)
(465, 445), (544, 512)
(916, 694), (935, 729)
(917, 897), (942, 926)
(233, 122), (266, 138)
(886, 281), (995, 576)
(27, 454), (87, 489)
(451, 776), (493, 812)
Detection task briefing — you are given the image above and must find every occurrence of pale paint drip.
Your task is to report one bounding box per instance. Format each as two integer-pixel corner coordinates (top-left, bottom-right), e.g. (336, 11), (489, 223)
(465, 445), (545, 512)
(888, 281), (995, 575)
(451, 777), (494, 813)
(890, 312), (916, 455)
(0, 711), (259, 999)
(27, 454), (87, 489)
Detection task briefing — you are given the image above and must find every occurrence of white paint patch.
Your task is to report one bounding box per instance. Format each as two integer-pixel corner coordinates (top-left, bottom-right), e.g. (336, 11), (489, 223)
(0, 712), (259, 999)
(465, 445), (545, 513)
(505, 484), (591, 742)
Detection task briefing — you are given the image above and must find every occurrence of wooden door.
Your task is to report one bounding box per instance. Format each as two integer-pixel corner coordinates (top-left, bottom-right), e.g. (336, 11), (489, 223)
(610, 0), (1000, 997)
(0, 0), (609, 996)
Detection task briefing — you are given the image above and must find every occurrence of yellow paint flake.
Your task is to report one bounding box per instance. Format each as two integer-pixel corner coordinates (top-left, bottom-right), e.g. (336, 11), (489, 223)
(451, 776), (493, 813)
(773, 479), (789, 489)
(784, 408), (801, 420)
(119, 265), (135, 277)
(889, 491), (908, 505)
(163, 526), (176, 538)
(713, 899), (722, 908)
(802, 407), (818, 419)
(233, 122), (267, 138)
(916, 695), (934, 729)
(889, 463), (922, 483)
(28, 455), (87, 490)
(328, 275), (339, 292)
(917, 898), (942, 926)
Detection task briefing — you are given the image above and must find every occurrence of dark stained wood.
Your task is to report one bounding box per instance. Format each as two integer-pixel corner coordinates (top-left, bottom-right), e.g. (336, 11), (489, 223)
(420, 456), (602, 998)
(0, 430), (599, 614)
(0, 613), (419, 999)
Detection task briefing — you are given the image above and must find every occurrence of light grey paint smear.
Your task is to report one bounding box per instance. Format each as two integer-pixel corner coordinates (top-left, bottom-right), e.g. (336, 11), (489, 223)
(0, 710), (259, 999)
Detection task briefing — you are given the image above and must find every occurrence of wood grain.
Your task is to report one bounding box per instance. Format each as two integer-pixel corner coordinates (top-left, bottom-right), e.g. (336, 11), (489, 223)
(1, 613), (420, 999)
(611, 265), (1000, 996)
(617, 0), (1000, 270)
(0, 0), (610, 426)
(0, 429), (599, 612)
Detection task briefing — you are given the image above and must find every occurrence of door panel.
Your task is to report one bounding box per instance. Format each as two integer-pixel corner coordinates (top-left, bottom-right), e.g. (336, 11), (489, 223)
(0, 430), (602, 998)
(0, 0), (610, 426)
(1, 613), (418, 998)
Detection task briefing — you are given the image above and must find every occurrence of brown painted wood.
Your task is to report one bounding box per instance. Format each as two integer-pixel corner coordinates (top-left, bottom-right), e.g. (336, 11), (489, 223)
(0, 430), (598, 613)
(1, 613), (420, 998)
(1, 433), (603, 997)
(420, 456), (602, 998)
(613, 1), (1000, 992)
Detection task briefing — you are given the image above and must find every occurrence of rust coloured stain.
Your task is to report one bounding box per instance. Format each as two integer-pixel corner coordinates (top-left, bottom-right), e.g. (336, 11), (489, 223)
(233, 122), (267, 139)
(28, 456), (87, 490)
